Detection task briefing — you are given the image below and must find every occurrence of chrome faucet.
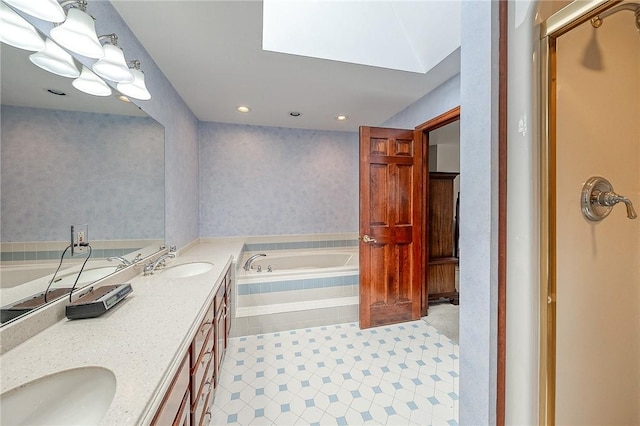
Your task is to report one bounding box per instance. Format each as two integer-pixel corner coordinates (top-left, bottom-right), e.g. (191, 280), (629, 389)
(107, 256), (132, 270)
(144, 253), (176, 276)
(243, 253), (266, 271)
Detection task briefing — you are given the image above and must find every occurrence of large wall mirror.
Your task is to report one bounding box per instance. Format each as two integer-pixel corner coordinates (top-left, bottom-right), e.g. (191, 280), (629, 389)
(0, 38), (165, 326)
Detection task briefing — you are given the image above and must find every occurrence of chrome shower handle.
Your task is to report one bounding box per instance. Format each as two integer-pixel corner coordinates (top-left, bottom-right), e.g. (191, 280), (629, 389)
(592, 190), (637, 219)
(581, 176), (638, 221)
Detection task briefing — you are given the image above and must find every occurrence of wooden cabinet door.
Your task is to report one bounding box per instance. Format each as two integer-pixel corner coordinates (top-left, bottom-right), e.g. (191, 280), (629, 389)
(359, 126), (424, 328)
(214, 305), (225, 387)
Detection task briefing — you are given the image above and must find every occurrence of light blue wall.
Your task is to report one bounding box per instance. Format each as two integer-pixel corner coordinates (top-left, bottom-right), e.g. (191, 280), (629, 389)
(1, 106), (163, 241)
(382, 74), (460, 129)
(199, 122), (358, 237)
(459, 1), (500, 425)
(39, 2), (202, 249)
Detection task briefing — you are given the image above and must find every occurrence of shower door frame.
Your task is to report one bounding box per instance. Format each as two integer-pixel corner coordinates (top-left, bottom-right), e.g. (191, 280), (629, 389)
(539, 1), (622, 424)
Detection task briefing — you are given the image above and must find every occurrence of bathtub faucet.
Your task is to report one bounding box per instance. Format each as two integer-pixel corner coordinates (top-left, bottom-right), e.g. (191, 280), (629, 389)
(243, 253), (266, 271)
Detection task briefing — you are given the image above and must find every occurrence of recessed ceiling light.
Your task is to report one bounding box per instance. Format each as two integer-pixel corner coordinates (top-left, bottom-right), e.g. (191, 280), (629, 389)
(237, 106), (250, 113)
(45, 88), (66, 96)
(289, 111), (301, 117)
(118, 95), (132, 103)
(336, 115), (348, 121)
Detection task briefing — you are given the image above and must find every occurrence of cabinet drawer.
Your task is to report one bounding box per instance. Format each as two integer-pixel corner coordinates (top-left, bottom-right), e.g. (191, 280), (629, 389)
(174, 390), (190, 426)
(152, 353), (190, 425)
(191, 327), (214, 403)
(192, 376), (213, 426)
(215, 280), (225, 313)
(191, 302), (214, 368)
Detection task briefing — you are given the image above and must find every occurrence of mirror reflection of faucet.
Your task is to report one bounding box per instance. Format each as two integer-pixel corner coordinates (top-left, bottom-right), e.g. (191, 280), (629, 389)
(107, 256), (132, 270)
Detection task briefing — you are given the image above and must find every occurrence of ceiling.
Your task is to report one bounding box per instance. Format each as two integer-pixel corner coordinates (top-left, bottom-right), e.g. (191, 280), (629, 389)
(111, 0), (461, 132)
(0, 1), (461, 132)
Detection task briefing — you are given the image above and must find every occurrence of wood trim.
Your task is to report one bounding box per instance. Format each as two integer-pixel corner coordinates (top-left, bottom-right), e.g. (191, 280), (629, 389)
(414, 107), (460, 317)
(415, 106), (460, 133)
(497, 1), (508, 425)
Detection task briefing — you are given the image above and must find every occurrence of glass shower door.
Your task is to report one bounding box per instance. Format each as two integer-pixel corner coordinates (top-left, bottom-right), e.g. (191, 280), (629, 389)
(552, 3), (640, 424)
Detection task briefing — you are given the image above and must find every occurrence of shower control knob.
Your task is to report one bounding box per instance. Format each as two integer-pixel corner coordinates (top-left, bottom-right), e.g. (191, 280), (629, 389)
(581, 176), (638, 221)
(592, 190), (637, 219)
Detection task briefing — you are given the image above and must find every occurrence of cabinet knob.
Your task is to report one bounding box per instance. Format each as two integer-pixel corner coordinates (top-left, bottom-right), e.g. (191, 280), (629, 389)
(202, 381), (213, 400)
(202, 351), (213, 366)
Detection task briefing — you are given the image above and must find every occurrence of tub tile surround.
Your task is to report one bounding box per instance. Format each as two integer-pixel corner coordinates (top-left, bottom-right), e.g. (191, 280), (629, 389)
(0, 239), (163, 264)
(225, 233), (360, 336)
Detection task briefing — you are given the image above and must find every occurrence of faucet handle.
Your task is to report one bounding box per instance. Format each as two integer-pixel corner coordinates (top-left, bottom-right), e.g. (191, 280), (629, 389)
(143, 261), (154, 276)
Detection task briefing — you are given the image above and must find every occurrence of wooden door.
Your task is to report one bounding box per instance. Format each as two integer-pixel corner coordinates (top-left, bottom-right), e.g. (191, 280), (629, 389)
(359, 126), (424, 329)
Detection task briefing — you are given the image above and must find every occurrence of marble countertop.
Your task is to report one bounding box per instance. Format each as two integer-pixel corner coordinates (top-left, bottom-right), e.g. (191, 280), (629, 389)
(0, 240), (244, 425)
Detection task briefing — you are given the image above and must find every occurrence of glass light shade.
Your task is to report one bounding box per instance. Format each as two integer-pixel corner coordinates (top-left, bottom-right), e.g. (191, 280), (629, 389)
(0, 2), (45, 51)
(116, 68), (151, 100)
(2, 0), (65, 23)
(29, 38), (80, 78)
(72, 66), (112, 96)
(92, 44), (134, 83)
(50, 7), (104, 59)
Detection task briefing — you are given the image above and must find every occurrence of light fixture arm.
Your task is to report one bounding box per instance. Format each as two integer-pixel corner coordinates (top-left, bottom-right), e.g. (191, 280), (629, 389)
(127, 60), (142, 70)
(98, 33), (119, 46)
(58, 0), (88, 12)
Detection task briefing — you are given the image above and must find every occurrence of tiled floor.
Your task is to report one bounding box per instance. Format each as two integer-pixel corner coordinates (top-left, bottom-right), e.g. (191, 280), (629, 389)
(211, 319), (459, 425)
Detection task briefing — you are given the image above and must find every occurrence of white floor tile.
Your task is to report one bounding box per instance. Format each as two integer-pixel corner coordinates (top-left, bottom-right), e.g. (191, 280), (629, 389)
(212, 320), (459, 425)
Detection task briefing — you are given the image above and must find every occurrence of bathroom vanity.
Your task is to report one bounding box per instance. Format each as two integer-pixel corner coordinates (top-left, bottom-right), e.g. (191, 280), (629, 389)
(0, 241), (243, 425)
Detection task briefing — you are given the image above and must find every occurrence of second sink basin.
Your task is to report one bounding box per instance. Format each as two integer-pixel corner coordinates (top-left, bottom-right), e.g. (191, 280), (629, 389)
(1, 366), (116, 425)
(161, 262), (214, 278)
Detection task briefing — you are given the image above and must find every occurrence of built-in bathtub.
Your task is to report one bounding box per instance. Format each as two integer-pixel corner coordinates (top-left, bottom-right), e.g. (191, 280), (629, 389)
(243, 251), (358, 276)
(234, 248), (359, 336)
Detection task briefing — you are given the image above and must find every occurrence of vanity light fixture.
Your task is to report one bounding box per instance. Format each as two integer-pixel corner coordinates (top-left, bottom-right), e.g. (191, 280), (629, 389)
(29, 38), (80, 78)
(336, 115), (348, 121)
(2, 0), (65, 23)
(116, 60), (151, 100)
(0, 2), (45, 51)
(237, 106), (250, 113)
(72, 65), (111, 96)
(92, 34), (134, 83)
(49, 0), (104, 59)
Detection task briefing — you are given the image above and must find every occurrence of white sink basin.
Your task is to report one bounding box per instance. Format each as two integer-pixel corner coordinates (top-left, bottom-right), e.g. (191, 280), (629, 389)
(1, 367), (116, 425)
(161, 262), (214, 278)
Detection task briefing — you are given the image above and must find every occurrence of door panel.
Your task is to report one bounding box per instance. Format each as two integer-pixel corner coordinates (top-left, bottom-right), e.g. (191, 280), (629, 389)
(359, 126), (423, 329)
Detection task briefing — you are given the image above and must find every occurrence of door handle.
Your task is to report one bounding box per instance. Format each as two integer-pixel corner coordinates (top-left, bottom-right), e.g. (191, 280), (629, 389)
(362, 234), (377, 244)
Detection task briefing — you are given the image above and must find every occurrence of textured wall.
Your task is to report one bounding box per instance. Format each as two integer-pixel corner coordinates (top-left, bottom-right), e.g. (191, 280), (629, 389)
(1, 106), (164, 241)
(82, 2), (201, 249)
(382, 74), (460, 129)
(199, 122), (358, 237)
(458, 2), (500, 425)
